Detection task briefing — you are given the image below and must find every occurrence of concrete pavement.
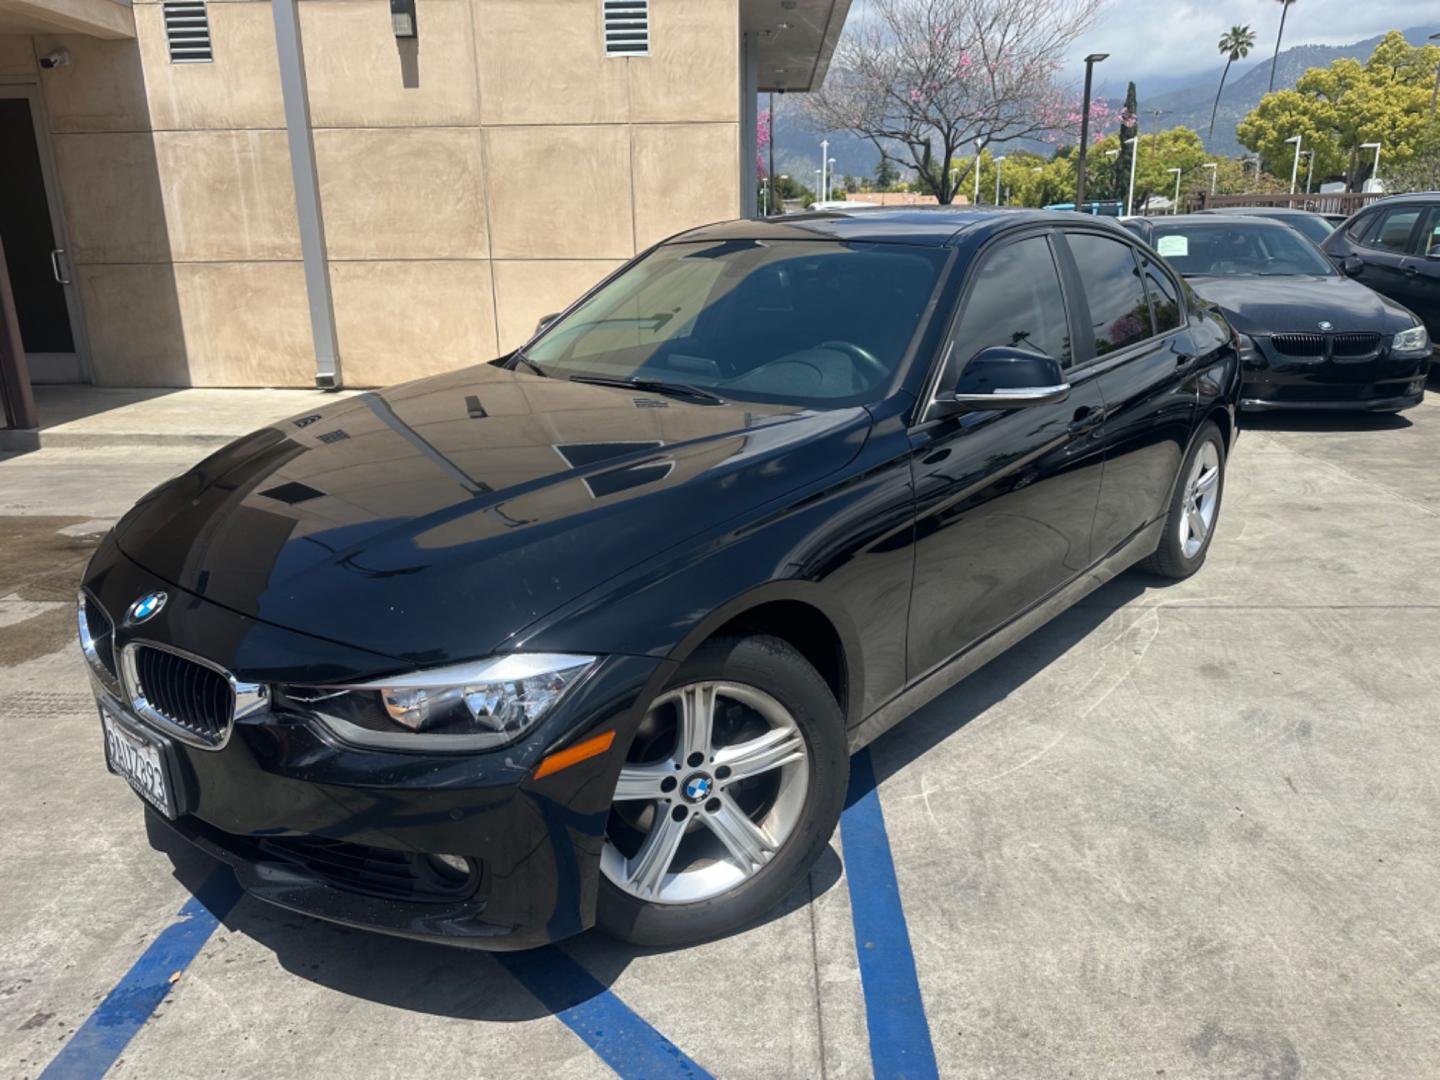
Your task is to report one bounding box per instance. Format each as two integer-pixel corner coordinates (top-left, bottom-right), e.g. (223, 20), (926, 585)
(2, 388), (1438, 1078)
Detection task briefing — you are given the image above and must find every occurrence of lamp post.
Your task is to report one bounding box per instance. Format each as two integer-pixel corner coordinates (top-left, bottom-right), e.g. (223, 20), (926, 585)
(1075, 52), (1108, 208)
(1104, 148), (1118, 202)
(828, 157), (837, 200)
(1202, 162), (1217, 196)
(1167, 167), (1182, 214)
(994, 155), (1006, 206)
(814, 168), (823, 203)
(819, 138), (829, 203)
(1430, 33), (1439, 115)
(1285, 134), (1303, 195)
(974, 139), (983, 206)
(1359, 141), (1381, 191)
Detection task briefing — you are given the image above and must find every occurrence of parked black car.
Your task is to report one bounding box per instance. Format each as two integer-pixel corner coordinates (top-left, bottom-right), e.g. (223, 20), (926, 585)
(1321, 193), (1440, 347)
(1123, 214), (1431, 411)
(80, 209), (1239, 951)
(1196, 205), (1336, 246)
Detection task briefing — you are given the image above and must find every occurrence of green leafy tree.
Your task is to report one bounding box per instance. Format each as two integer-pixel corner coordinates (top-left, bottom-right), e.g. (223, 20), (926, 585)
(1268, 0), (1298, 93)
(1210, 25), (1257, 143)
(1087, 126), (1209, 210)
(1238, 31), (1440, 190)
(874, 158), (901, 190)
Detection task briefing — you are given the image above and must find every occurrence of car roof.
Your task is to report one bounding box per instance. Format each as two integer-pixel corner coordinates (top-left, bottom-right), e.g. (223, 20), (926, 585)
(666, 206), (1130, 249)
(1199, 206), (1325, 217)
(1133, 213), (1293, 229)
(1358, 191), (1440, 207)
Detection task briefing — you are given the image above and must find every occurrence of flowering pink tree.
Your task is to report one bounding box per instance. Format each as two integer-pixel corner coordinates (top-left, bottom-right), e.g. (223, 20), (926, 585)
(806, 0), (1105, 203)
(757, 108), (772, 180)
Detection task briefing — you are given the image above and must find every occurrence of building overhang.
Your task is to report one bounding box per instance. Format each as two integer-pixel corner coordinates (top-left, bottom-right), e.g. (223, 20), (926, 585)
(0, 0), (134, 40)
(742, 0), (851, 93)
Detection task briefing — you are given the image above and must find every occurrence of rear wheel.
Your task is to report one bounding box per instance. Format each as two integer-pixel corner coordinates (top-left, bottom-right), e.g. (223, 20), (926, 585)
(1140, 421), (1226, 580)
(596, 635), (847, 947)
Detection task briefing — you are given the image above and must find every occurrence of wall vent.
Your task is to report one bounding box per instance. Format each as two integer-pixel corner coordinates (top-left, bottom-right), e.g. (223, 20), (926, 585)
(602, 0), (650, 56)
(163, 1), (214, 64)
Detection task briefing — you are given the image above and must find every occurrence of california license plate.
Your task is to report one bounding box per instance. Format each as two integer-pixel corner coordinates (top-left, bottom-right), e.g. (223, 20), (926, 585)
(102, 707), (177, 819)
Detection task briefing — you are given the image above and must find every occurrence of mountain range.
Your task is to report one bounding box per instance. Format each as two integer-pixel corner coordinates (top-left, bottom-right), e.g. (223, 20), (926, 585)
(774, 24), (1440, 186)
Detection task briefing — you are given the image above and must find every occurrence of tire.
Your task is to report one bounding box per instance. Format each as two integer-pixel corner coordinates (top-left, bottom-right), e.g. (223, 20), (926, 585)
(1139, 420), (1226, 580)
(596, 634), (848, 948)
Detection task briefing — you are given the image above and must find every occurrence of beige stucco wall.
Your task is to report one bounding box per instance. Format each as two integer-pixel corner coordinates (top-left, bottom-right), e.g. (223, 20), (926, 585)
(15, 0), (742, 387)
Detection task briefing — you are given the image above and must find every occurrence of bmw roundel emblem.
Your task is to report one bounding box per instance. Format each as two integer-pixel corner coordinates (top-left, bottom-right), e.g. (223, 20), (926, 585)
(1318, 320), (1334, 331)
(683, 774), (713, 802)
(127, 591), (167, 625)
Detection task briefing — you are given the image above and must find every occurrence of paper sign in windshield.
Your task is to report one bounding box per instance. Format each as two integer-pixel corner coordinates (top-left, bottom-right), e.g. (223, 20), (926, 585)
(1156, 235), (1189, 258)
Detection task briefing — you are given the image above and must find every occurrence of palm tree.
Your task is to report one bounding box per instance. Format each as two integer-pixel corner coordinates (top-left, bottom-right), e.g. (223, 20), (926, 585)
(1268, 0), (1297, 93)
(1209, 25), (1257, 142)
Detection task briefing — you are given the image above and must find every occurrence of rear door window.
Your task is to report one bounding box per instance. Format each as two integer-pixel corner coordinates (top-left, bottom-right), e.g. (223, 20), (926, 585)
(1364, 206), (1422, 253)
(1141, 257), (1182, 333)
(1066, 232), (1156, 356)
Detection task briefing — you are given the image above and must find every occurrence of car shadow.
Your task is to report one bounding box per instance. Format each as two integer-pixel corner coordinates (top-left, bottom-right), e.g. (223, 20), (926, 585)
(861, 572), (1153, 789)
(148, 807), (843, 1022)
(1240, 410), (1414, 433)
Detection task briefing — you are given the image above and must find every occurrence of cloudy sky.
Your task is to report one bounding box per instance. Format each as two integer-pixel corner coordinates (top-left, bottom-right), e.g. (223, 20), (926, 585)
(1065, 0), (1437, 92)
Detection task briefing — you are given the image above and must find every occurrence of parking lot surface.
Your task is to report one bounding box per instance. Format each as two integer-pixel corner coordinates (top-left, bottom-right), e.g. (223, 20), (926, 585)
(4, 388), (1440, 1079)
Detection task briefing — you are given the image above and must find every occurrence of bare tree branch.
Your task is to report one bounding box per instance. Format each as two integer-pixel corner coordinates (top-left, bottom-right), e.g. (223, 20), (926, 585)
(806, 0), (1107, 203)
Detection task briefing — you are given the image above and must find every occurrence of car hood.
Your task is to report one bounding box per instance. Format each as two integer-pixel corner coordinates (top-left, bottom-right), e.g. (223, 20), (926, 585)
(1186, 274), (1415, 336)
(114, 365), (871, 665)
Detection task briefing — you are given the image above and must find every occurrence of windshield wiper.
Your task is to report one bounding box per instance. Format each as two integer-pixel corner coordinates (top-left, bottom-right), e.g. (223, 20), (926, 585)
(568, 374), (726, 405)
(511, 351), (546, 377)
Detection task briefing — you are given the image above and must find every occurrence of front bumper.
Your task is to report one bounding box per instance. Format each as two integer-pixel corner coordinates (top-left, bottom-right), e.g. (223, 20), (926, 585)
(1240, 338), (1430, 412)
(84, 538), (667, 950)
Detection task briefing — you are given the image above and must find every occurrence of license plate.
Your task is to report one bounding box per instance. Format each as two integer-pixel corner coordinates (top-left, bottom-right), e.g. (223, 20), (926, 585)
(102, 707), (177, 819)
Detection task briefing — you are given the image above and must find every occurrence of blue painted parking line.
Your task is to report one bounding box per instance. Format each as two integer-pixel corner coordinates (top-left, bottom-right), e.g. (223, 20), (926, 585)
(840, 748), (940, 1080)
(497, 947), (715, 1080)
(40, 868), (243, 1080)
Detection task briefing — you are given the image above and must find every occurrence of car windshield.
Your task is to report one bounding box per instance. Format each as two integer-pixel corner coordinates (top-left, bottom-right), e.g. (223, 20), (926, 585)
(519, 239), (948, 408)
(1150, 223), (1336, 278)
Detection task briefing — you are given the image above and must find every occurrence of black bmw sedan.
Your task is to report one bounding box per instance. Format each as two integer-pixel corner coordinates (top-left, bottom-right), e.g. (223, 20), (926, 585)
(1123, 214), (1431, 411)
(80, 208), (1239, 951)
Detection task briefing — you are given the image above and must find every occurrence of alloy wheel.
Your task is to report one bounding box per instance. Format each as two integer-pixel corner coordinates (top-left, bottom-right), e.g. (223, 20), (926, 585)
(600, 681), (810, 905)
(1179, 440), (1221, 559)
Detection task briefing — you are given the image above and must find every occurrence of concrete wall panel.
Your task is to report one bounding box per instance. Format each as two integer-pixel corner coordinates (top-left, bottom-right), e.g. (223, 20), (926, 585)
(631, 122), (740, 249)
(300, 0), (481, 128)
(474, 0), (628, 126)
(627, 0), (738, 124)
(135, 2), (286, 131)
(31, 33), (150, 132)
(315, 127), (487, 260)
(52, 131), (171, 264)
(156, 129), (301, 261)
(74, 263), (189, 385)
(330, 259), (498, 387)
(174, 261), (313, 385)
(483, 124), (633, 259)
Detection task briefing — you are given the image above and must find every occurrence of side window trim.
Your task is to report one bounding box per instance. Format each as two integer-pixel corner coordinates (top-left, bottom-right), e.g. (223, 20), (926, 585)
(1139, 253), (1184, 335)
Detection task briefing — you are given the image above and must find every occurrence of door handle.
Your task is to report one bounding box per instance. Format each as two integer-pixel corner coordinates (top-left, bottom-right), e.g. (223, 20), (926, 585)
(1068, 406), (1102, 435)
(1401, 265), (1419, 276)
(50, 248), (70, 285)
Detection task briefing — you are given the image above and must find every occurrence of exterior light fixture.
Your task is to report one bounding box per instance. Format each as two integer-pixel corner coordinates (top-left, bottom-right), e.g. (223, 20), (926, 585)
(390, 0), (417, 39)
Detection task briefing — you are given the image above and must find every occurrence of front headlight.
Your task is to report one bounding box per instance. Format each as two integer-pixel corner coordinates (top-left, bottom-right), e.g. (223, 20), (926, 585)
(1393, 324), (1431, 356)
(280, 653), (597, 751)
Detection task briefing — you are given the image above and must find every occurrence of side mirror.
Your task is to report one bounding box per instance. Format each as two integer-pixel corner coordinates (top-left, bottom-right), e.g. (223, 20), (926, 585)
(935, 347), (1070, 412)
(534, 312), (561, 335)
(1341, 256), (1364, 278)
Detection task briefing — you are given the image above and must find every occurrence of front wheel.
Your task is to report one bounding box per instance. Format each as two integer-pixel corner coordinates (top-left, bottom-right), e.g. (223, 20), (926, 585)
(1140, 420), (1226, 580)
(596, 635), (847, 948)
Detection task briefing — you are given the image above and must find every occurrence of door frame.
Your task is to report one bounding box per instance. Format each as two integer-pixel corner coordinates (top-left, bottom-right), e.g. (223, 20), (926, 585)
(0, 79), (92, 383)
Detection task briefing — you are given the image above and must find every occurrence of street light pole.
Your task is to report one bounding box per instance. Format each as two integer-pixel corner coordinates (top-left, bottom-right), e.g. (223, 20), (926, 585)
(1202, 162), (1217, 199)
(1124, 137), (1137, 216)
(767, 91), (776, 216)
(819, 138), (829, 202)
(994, 155), (1006, 206)
(974, 140), (982, 206)
(1285, 134), (1303, 195)
(1075, 52), (1109, 208)
(1359, 141), (1382, 191)
(1167, 167), (1182, 213)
